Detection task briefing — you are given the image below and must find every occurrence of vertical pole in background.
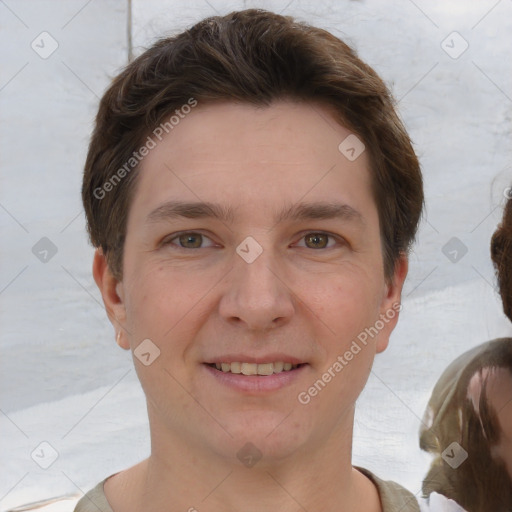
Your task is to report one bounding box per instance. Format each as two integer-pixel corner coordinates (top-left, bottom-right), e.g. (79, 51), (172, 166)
(127, 0), (133, 62)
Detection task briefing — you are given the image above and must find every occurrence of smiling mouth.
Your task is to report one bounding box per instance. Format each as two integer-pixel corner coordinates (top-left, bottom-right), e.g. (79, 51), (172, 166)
(206, 362), (305, 376)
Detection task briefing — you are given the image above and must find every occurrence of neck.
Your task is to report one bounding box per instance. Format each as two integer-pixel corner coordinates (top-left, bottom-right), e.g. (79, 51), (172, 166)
(107, 405), (381, 512)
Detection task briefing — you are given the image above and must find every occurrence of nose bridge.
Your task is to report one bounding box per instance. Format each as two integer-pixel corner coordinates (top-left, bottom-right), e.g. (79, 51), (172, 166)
(219, 241), (295, 329)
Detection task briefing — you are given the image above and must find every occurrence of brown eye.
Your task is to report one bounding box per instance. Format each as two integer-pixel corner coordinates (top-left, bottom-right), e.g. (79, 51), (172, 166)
(177, 233), (203, 248)
(163, 232), (216, 250)
(304, 233), (330, 249)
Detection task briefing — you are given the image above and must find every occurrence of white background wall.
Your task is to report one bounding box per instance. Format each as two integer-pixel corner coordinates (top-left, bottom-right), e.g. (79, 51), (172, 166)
(1, 0), (511, 508)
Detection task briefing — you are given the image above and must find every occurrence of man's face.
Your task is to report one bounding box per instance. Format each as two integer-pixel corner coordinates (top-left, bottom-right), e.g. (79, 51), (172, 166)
(106, 100), (405, 464)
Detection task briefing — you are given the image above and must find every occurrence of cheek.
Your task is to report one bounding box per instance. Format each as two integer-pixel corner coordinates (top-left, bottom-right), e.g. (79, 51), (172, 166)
(305, 271), (383, 339)
(123, 263), (211, 343)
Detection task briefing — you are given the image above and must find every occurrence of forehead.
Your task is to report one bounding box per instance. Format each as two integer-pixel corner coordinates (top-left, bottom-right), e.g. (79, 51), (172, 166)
(130, 100), (376, 224)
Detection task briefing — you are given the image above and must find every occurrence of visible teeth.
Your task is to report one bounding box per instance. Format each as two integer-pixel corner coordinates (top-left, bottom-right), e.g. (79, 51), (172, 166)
(257, 363), (274, 376)
(230, 362), (241, 374)
(210, 362), (300, 375)
(273, 361), (284, 372)
(241, 363), (257, 375)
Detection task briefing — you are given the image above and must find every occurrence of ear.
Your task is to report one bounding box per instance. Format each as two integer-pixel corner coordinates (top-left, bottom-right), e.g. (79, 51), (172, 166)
(375, 253), (408, 354)
(92, 248), (130, 350)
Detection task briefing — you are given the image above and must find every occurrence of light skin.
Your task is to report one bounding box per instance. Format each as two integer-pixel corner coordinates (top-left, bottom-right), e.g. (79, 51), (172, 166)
(93, 100), (408, 512)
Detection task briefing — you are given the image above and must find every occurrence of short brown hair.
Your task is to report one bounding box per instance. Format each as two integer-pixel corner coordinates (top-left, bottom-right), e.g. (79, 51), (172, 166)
(82, 8), (423, 280)
(491, 194), (512, 321)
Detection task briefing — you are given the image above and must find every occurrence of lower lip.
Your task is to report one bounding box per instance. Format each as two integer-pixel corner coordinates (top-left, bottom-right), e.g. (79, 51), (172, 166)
(202, 363), (308, 393)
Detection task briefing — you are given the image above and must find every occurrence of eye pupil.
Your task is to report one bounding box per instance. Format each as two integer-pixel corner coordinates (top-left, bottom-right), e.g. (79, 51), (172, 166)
(305, 233), (328, 249)
(179, 233), (202, 248)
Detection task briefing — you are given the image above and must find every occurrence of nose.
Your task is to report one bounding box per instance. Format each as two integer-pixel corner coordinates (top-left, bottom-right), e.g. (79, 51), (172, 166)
(218, 247), (295, 331)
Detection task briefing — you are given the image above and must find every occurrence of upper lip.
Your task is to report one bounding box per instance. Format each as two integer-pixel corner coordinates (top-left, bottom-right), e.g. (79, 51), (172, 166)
(204, 354), (306, 365)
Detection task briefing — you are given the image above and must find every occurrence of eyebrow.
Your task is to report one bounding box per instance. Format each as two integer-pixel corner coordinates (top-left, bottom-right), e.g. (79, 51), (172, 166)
(145, 200), (364, 226)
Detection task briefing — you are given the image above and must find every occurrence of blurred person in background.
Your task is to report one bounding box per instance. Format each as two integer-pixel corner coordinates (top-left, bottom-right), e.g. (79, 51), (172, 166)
(419, 193), (512, 512)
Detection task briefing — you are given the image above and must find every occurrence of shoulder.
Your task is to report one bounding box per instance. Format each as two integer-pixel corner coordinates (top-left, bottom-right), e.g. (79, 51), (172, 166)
(356, 467), (421, 512)
(73, 478), (114, 512)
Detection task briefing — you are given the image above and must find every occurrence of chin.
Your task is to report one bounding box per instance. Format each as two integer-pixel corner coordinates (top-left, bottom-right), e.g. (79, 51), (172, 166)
(211, 409), (311, 465)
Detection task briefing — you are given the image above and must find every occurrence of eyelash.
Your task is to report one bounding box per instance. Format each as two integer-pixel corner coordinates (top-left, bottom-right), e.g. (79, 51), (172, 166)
(162, 231), (344, 250)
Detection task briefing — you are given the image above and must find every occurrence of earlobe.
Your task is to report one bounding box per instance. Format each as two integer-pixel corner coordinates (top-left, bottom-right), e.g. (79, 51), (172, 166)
(116, 330), (130, 350)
